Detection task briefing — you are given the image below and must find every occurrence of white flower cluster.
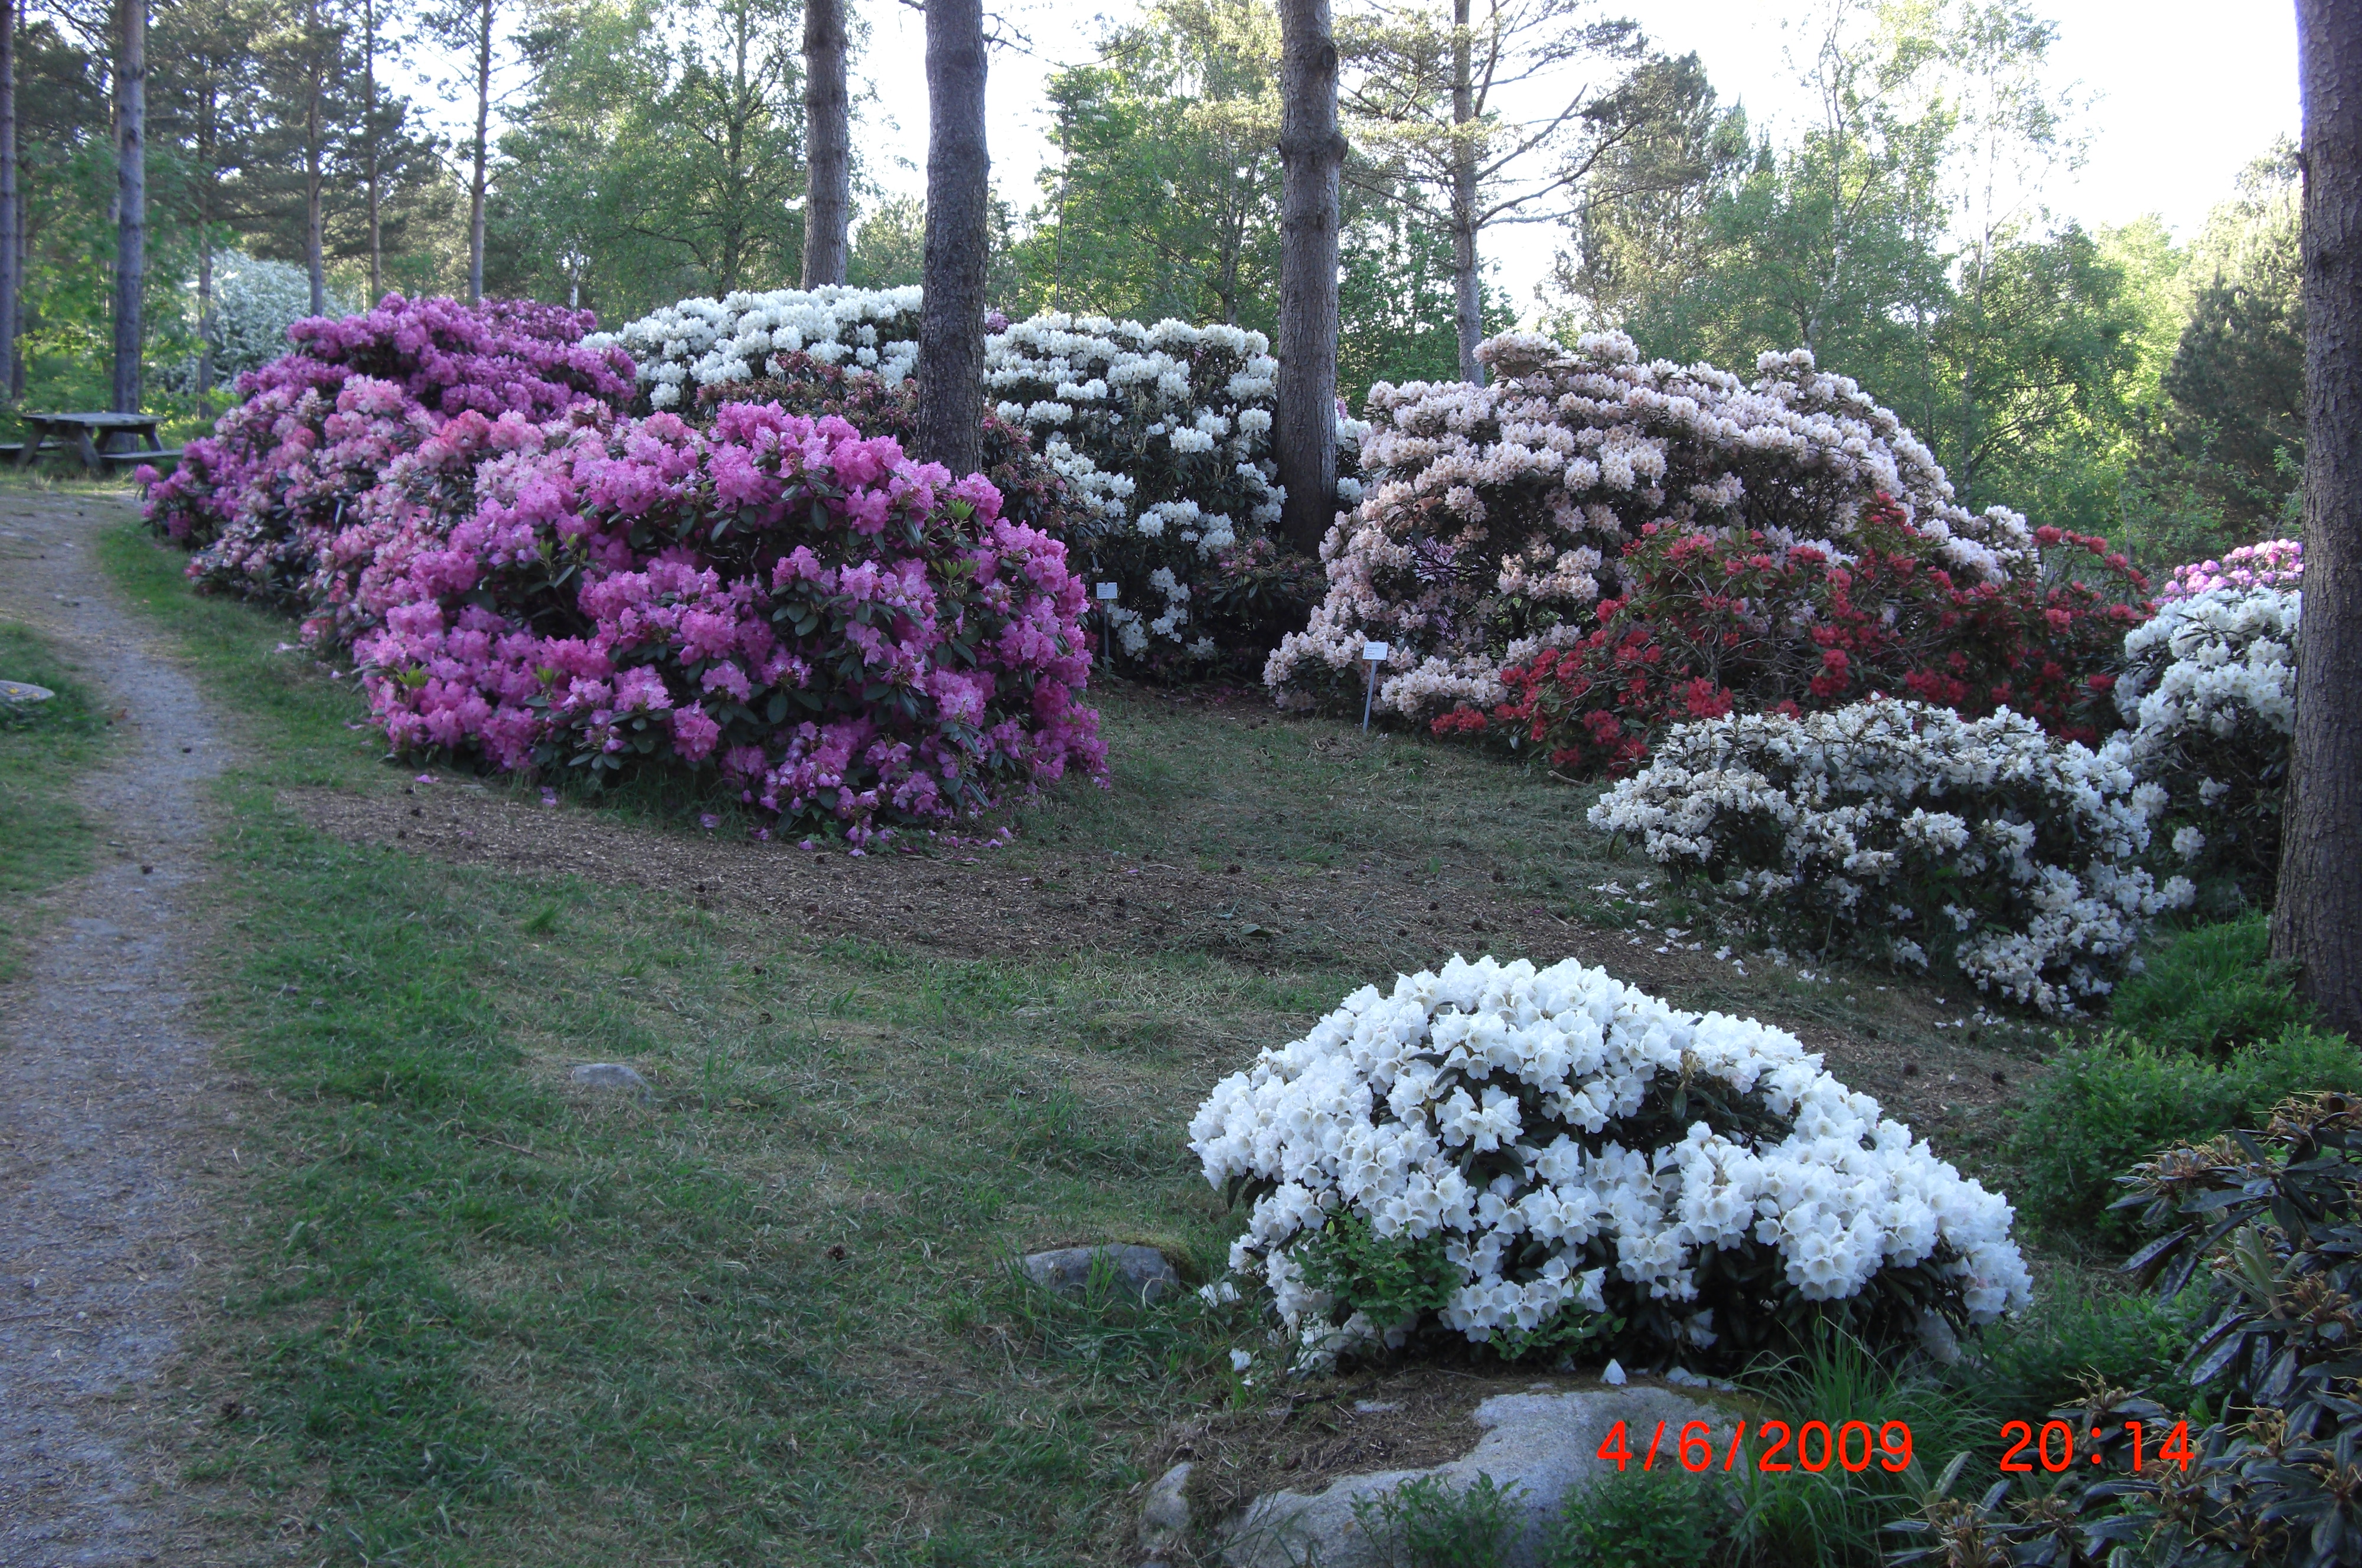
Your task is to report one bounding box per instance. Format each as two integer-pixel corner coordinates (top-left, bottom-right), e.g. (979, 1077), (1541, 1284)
(2099, 582), (2299, 888)
(1265, 331), (2034, 717)
(161, 250), (357, 393)
(1190, 955), (2031, 1367)
(1587, 700), (2194, 1012)
(594, 289), (1372, 662)
(586, 286), (926, 409)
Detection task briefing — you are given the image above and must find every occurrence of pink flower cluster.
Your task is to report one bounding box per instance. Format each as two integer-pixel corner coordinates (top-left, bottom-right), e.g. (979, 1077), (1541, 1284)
(2157, 538), (2303, 602)
(355, 401), (1108, 843)
(142, 293), (635, 569)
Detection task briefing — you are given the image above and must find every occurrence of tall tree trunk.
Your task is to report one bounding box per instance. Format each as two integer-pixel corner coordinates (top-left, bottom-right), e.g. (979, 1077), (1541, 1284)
(303, 0), (324, 314)
(0, 0), (16, 405)
(915, 0), (988, 475)
(799, 0), (849, 288)
(1275, 0), (1342, 554)
(1448, 0), (1482, 384)
(111, 0), (145, 412)
(364, 0), (380, 302)
(195, 67), (217, 411)
(468, 0), (492, 305)
(2275, 0), (2362, 1042)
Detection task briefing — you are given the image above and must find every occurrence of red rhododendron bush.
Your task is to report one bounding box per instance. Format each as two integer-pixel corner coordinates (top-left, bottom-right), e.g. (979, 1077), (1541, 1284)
(1440, 496), (2151, 775)
(141, 294), (637, 604)
(354, 403), (1107, 844)
(1263, 331), (2146, 768)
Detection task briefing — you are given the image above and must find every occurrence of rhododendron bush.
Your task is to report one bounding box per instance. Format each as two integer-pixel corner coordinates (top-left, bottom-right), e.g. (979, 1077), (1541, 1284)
(601, 286), (1369, 669)
(2099, 579), (2299, 900)
(697, 352), (1078, 537)
(142, 293), (636, 599)
(355, 402), (1106, 842)
(1587, 700), (2194, 1012)
(1432, 495), (2150, 775)
(1189, 954), (2031, 1372)
(1265, 332), (2065, 729)
(2157, 537), (2302, 602)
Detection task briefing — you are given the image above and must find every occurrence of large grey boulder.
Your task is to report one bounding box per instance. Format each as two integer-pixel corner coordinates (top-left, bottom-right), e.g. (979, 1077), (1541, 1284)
(1021, 1244), (1181, 1305)
(1159, 1383), (1742, 1568)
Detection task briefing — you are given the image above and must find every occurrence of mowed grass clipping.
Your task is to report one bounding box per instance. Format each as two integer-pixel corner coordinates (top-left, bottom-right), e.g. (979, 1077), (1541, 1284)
(0, 619), (112, 979)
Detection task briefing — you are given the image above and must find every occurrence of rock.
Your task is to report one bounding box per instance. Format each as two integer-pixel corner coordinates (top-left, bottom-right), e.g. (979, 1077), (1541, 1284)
(0, 680), (55, 705)
(569, 1062), (652, 1097)
(1020, 1244), (1180, 1305)
(1212, 1385), (1741, 1568)
(1600, 1359), (1626, 1386)
(1918, 1309), (1962, 1366)
(1140, 1461), (1194, 1560)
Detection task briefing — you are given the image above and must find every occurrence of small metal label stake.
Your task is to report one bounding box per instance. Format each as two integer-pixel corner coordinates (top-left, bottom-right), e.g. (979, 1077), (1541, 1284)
(1361, 641), (1390, 731)
(1095, 582), (1120, 667)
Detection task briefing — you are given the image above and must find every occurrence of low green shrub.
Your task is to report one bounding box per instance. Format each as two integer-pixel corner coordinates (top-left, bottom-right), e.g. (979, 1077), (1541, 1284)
(2005, 1025), (2362, 1243)
(1544, 1465), (1737, 1568)
(1890, 1092), (2362, 1568)
(2109, 912), (2316, 1056)
(1351, 1472), (1525, 1568)
(1960, 1268), (2201, 1422)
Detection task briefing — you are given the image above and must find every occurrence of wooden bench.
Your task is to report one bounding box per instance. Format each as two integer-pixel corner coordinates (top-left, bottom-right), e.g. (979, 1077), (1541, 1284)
(100, 446), (184, 472)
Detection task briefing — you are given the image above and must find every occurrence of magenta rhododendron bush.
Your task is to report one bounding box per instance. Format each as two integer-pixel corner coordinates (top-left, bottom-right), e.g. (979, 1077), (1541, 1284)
(142, 294), (636, 586)
(354, 403), (1107, 842)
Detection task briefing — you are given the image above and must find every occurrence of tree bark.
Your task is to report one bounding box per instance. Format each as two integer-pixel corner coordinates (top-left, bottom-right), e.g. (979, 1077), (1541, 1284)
(915, 0), (988, 476)
(303, 0), (325, 315)
(800, 0), (849, 288)
(2276, 0), (2362, 1042)
(0, 0), (17, 405)
(468, 0), (492, 305)
(1448, 0), (1482, 383)
(364, 0), (380, 302)
(111, 0), (145, 412)
(1275, 0), (1342, 554)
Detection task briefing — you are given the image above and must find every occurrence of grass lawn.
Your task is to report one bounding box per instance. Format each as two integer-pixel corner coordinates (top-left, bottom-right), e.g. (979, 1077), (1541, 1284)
(0, 619), (112, 980)
(97, 515), (2068, 1566)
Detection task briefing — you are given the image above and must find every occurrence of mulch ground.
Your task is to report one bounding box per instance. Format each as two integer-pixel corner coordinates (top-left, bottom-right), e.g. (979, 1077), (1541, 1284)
(286, 780), (2040, 1138)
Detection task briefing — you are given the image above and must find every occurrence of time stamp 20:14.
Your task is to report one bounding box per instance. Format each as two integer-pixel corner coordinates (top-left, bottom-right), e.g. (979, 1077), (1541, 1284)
(1594, 1418), (2198, 1475)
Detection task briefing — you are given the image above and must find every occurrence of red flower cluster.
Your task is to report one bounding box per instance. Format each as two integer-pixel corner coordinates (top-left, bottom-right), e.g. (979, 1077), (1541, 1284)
(1433, 496), (2152, 776)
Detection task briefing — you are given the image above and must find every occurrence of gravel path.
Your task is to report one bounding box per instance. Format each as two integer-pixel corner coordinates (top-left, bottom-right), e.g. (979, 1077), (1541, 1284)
(0, 489), (235, 1565)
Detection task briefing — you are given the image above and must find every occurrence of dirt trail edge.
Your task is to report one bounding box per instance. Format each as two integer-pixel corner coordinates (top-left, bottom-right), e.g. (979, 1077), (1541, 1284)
(0, 491), (236, 1566)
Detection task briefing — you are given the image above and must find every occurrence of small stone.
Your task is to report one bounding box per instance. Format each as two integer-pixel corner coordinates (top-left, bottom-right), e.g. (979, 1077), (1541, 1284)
(570, 1062), (652, 1096)
(1021, 1244), (1180, 1305)
(1140, 1461), (1194, 1559)
(1918, 1310), (1962, 1366)
(1601, 1359), (1627, 1386)
(0, 680), (54, 705)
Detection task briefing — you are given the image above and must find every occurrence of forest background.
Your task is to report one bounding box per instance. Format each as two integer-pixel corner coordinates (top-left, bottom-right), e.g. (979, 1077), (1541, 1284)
(2, 0), (2306, 567)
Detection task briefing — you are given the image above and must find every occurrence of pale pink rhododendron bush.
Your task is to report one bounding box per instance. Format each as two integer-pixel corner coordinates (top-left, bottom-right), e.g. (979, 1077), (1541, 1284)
(357, 403), (1106, 842)
(1266, 331), (2054, 727)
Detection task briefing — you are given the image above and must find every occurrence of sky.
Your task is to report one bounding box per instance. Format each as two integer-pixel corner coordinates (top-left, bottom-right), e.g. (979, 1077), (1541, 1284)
(406, 0), (2301, 319)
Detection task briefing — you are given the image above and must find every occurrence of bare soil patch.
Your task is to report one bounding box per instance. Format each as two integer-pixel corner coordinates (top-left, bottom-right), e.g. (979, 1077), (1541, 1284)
(287, 773), (2037, 1133)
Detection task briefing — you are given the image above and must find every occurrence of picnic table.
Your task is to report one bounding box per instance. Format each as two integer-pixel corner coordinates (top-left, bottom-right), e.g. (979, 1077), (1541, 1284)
(14, 411), (176, 475)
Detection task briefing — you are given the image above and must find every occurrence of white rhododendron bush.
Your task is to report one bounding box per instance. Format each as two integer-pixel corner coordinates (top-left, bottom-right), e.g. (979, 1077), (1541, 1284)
(1265, 331), (2040, 719)
(1190, 955), (2031, 1371)
(2099, 579), (2298, 899)
(1588, 699), (2194, 1012)
(592, 288), (1368, 666)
